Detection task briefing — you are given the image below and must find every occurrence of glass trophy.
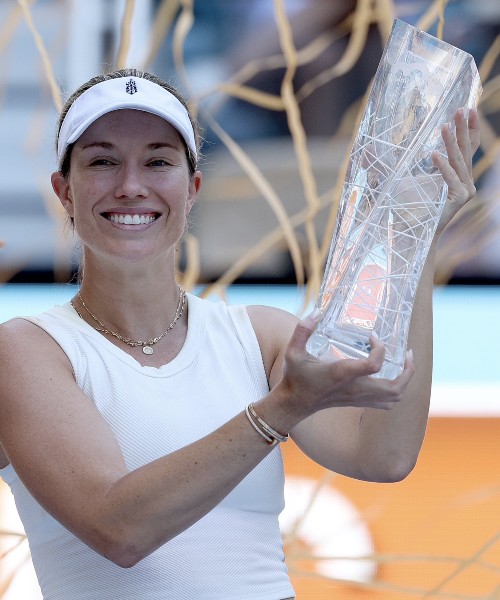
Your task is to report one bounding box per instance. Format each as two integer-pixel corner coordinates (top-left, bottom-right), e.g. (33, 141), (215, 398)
(306, 19), (482, 379)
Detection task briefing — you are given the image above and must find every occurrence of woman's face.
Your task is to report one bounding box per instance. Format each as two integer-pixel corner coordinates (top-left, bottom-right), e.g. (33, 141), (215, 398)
(51, 109), (201, 267)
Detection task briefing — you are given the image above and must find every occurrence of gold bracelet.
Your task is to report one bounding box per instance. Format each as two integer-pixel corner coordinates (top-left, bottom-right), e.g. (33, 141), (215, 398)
(246, 403), (289, 445)
(245, 404), (276, 445)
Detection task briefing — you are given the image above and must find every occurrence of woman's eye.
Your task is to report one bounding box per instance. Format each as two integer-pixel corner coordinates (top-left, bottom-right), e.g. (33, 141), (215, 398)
(89, 158), (114, 166)
(148, 159), (170, 167)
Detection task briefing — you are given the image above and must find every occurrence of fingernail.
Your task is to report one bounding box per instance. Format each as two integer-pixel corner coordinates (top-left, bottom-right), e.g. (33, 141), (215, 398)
(371, 331), (379, 339)
(406, 349), (414, 360)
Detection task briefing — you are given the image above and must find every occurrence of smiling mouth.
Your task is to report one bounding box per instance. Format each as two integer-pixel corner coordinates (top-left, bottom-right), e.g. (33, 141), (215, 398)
(103, 213), (159, 225)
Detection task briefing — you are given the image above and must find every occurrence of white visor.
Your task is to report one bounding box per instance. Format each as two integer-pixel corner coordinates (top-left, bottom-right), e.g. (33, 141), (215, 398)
(57, 76), (197, 168)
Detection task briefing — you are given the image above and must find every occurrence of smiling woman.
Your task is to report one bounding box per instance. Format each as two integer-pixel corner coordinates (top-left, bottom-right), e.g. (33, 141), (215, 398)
(51, 107), (201, 273)
(0, 67), (480, 600)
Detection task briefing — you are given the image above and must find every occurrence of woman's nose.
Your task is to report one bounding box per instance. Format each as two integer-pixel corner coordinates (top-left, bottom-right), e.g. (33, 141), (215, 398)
(114, 164), (149, 198)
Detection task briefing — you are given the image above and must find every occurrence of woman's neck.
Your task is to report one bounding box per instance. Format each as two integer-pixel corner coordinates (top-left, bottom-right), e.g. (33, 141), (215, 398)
(76, 256), (185, 344)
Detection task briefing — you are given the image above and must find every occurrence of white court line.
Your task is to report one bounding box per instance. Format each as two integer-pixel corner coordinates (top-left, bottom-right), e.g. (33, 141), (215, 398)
(430, 382), (500, 416)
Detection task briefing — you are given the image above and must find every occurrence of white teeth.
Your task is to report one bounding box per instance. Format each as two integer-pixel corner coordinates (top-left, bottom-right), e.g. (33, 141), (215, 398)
(107, 214), (156, 225)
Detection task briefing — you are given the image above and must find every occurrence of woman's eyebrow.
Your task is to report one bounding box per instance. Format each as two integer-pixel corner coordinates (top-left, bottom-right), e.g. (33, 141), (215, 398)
(79, 141), (180, 152)
(146, 142), (179, 151)
(80, 141), (115, 151)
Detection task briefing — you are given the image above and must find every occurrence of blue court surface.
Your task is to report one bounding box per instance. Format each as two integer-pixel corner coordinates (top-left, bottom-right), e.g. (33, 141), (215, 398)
(1, 284), (498, 416)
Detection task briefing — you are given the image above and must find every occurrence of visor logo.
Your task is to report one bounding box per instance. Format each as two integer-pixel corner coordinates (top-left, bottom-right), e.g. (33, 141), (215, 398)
(126, 79), (138, 95)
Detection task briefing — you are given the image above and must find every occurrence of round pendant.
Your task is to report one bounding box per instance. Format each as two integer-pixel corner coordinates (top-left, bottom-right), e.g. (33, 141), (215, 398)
(142, 345), (154, 355)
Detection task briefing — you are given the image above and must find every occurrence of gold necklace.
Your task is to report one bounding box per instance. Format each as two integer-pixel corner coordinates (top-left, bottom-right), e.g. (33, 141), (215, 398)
(71, 286), (186, 355)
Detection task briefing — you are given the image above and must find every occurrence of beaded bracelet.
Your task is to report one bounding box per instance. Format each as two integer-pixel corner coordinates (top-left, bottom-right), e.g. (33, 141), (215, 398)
(245, 403), (289, 446)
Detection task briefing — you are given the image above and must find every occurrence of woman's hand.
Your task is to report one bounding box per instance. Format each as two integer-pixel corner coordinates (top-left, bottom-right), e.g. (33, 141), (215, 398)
(433, 107), (481, 235)
(276, 311), (415, 421)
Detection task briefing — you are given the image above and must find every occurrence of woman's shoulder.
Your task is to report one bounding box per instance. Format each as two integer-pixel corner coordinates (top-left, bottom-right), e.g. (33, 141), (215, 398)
(246, 304), (298, 335)
(0, 303), (74, 329)
(245, 305), (298, 371)
(0, 308), (75, 370)
(198, 297), (297, 338)
(0, 315), (44, 339)
(190, 295), (298, 357)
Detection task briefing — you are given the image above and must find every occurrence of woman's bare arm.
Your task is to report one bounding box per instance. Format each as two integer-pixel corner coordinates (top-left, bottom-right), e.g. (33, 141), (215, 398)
(0, 301), (421, 567)
(0, 319), (281, 567)
(250, 109), (481, 482)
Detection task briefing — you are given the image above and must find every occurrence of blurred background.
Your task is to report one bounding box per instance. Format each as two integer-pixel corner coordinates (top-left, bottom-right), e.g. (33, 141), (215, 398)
(0, 0), (499, 287)
(0, 1), (499, 598)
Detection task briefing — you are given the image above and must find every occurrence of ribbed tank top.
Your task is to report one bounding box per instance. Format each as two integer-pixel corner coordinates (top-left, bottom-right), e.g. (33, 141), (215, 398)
(0, 294), (295, 600)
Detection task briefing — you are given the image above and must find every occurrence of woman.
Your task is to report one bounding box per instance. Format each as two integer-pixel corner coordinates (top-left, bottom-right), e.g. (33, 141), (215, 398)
(0, 68), (479, 599)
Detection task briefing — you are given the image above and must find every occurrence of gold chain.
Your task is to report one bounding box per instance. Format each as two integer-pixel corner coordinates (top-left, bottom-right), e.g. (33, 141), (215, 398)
(71, 286), (186, 355)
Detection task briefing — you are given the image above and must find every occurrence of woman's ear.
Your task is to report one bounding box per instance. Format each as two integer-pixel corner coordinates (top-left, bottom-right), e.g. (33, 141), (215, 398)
(51, 171), (74, 218)
(186, 170), (202, 215)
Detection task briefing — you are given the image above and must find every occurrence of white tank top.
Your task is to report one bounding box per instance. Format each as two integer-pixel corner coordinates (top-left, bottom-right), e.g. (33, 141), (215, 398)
(0, 294), (295, 600)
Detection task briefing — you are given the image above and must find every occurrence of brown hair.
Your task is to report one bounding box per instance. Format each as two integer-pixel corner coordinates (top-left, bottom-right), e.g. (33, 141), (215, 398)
(56, 68), (201, 177)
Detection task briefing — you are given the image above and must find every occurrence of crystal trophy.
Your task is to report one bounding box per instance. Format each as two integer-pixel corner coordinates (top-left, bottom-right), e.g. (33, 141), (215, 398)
(306, 19), (481, 379)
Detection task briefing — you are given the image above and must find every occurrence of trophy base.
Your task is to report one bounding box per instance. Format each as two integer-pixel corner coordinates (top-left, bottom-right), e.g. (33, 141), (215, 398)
(306, 332), (402, 380)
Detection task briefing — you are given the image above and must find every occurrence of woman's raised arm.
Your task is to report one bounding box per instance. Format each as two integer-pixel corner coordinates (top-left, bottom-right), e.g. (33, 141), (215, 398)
(250, 108), (480, 483)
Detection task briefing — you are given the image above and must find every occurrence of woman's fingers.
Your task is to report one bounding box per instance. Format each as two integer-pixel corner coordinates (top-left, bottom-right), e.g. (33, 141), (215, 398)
(336, 341), (386, 380)
(282, 312), (416, 414)
(287, 310), (321, 358)
(441, 116), (472, 191)
(290, 315), (390, 381)
(395, 349), (416, 388)
(468, 108), (481, 156)
(433, 147), (475, 204)
(432, 108), (479, 210)
(454, 108), (473, 177)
